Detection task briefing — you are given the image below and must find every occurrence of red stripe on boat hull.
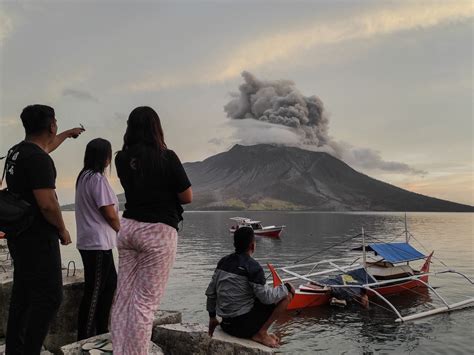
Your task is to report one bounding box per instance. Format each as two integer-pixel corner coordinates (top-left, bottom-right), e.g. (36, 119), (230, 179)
(254, 229), (283, 238)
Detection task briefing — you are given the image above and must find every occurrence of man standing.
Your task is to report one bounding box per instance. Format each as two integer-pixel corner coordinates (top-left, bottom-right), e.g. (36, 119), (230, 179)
(205, 227), (294, 348)
(4, 104), (84, 354)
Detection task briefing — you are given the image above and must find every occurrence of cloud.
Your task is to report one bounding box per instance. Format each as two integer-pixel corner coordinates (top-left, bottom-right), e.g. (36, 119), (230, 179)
(0, 117), (20, 128)
(0, 7), (14, 46)
(62, 88), (99, 102)
(126, 1), (473, 91)
(219, 71), (425, 175)
(213, 1), (473, 82)
(398, 171), (473, 205)
(113, 112), (127, 121)
(339, 144), (427, 175)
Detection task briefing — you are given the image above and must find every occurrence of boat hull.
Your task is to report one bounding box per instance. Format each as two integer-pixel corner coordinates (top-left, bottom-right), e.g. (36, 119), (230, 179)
(287, 275), (430, 310)
(230, 227), (284, 238)
(288, 292), (331, 310)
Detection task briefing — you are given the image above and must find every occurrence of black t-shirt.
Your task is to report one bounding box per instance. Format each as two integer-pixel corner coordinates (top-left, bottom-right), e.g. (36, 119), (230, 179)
(115, 147), (191, 230)
(5, 141), (59, 238)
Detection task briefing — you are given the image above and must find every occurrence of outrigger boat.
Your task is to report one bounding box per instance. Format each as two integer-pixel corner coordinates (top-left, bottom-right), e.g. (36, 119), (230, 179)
(268, 225), (474, 322)
(229, 217), (285, 238)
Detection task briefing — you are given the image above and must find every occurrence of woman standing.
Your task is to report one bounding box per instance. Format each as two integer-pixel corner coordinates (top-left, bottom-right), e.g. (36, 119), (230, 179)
(111, 106), (192, 354)
(75, 138), (120, 340)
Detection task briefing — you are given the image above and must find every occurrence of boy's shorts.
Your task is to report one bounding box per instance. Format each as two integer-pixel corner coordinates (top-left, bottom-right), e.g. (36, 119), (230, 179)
(221, 300), (276, 338)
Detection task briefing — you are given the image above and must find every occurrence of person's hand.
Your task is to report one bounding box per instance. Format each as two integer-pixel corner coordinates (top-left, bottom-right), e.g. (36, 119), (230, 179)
(285, 282), (295, 296)
(208, 317), (220, 337)
(59, 228), (72, 245)
(67, 126), (85, 139)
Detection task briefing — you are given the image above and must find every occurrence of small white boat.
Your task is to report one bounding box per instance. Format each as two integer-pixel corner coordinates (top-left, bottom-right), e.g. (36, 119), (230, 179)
(229, 217), (285, 238)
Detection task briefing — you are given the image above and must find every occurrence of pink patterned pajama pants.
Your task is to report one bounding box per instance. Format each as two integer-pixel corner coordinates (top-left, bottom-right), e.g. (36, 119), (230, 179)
(111, 218), (177, 355)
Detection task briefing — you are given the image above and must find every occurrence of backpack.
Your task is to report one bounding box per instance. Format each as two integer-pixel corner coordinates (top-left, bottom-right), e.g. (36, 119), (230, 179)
(0, 145), (34, 238)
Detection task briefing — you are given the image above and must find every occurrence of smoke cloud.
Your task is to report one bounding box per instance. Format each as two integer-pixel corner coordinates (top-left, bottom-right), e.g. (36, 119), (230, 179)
(62, 88), (99, 103)
(224, 71), (425, 175)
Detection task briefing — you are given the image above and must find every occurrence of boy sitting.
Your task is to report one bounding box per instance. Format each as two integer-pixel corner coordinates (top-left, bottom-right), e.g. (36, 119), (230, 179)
(205, 227), (294, 348)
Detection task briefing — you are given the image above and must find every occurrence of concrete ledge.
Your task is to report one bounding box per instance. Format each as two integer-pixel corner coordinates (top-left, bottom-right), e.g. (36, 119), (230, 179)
(59, 333), (164, 355)
(153, 309), (182, 327)
(0, 264), (182, 352)
(153, 323), (210, 355)
(0, 271), (13, 337)
(211, 327), (275, 355)
(43, 270), (85, 352)
(152, 323), (274, 355)
(0, 269), (85, 351)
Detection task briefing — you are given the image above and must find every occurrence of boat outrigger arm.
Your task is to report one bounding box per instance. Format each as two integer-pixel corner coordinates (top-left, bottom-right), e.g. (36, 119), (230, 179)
(269, 258), (474, 323)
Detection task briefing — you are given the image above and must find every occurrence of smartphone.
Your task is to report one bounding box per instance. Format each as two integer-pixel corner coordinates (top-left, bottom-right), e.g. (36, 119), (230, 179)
(72, 124), (85, 138)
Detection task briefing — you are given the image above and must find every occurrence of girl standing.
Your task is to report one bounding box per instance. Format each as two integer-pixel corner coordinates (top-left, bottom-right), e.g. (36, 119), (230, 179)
(75, 138), (120, 340)
(111, 106), (192, 354)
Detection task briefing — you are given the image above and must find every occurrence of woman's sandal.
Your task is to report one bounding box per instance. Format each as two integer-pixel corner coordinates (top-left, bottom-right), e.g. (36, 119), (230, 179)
(81, 338), (112, 353)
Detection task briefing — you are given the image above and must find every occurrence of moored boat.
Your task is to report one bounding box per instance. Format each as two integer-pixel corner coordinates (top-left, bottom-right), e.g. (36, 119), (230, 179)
(268, 223), (474, 322)
(229, 217), (285, 238)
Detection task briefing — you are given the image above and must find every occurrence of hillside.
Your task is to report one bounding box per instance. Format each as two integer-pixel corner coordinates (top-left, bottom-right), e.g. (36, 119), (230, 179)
(62, 144), (473, 212)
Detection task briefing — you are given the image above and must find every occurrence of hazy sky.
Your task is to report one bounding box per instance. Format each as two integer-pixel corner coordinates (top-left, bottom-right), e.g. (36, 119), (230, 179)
(0, 0), (472, 205)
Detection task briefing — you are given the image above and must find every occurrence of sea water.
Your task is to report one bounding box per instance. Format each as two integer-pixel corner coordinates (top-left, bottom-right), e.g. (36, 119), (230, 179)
(61, 211), (474, 354)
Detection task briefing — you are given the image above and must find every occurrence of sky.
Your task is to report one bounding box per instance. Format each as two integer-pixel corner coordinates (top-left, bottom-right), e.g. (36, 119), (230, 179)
(0, 0), (472, 206)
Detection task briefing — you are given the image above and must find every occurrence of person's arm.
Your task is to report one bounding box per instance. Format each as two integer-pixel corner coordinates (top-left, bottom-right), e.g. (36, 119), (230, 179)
(250, 266), (289, 305)
(205, 269), (220, 336)
(178, 187), (193, 205)
(32, 189), (71, 245)
(169, 150), (192, 204)
(99, 205), (120, 232)
(47, 127), (85, 153)
(91, 175), (120, 232)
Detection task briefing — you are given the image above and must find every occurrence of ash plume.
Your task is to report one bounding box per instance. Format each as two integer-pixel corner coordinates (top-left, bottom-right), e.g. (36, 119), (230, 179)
(224, 71), (425, 175)
(224, 71), (331, 148)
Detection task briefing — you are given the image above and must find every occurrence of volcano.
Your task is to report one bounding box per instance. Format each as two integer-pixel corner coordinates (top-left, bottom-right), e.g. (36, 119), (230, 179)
(178, 144), (472, 211)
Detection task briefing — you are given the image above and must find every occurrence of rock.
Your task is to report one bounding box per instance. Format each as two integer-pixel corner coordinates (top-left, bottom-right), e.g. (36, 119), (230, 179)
(42, 269), (85, 352)
(152, 323), (275, 355)
(0, 269), (84, 351)
(60, 333), (164, 355)
(0, 271), (13, 337)
(211, 327), (274, 354)
(152, 323), (210, 355)
(153, 309), (182, 327)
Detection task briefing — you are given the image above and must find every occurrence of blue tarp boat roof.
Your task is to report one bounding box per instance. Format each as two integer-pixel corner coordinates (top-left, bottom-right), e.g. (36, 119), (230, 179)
(367, 243), (425, 263)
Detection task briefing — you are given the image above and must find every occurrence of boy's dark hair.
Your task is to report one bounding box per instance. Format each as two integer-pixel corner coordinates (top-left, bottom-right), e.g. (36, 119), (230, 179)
(20, 104), (55, 135)
(234, 227), (255, 254)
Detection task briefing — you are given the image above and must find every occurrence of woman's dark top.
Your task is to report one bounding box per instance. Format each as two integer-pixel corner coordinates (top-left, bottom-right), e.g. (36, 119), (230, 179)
(115, 147), (191, 230)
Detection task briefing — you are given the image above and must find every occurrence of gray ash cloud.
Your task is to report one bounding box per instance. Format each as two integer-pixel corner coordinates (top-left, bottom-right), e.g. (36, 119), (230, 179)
(224, 71), (425, 175)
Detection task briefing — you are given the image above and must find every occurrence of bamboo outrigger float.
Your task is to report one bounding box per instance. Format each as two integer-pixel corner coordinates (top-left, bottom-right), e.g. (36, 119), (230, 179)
(268, 221), (474, 323)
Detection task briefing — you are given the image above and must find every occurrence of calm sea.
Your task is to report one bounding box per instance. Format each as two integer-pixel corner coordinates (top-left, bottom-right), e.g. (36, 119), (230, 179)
(62, 211), (473, 354)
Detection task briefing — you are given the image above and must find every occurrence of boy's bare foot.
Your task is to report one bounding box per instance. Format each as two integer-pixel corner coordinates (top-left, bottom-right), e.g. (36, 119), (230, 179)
(252, 331), (280, 348)
(269, 333), (280, 342)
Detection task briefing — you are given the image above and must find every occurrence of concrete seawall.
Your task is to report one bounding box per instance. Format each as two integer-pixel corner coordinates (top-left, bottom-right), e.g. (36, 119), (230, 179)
(0, 269), (84, 352)
(0, 271), (274, 354)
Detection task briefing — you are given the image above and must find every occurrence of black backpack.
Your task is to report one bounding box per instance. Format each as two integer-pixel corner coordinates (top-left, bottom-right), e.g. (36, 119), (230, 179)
(0, 145), (34, 238)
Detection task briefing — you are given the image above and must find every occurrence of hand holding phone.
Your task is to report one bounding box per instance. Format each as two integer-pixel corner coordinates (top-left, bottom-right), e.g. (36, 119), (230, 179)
(70, 124), (85, 139)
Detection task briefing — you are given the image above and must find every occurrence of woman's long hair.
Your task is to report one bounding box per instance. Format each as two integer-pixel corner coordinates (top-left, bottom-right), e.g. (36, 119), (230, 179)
(76, 138), (112, 187)
(121, 106), (167, 174)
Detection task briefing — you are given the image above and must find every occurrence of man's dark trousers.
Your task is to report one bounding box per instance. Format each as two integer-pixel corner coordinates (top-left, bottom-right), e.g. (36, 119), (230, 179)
(6, 233), (63, 355)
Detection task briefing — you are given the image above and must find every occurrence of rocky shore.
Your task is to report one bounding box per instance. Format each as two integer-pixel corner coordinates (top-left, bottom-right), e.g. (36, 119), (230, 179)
(0, 270), (274, 354)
